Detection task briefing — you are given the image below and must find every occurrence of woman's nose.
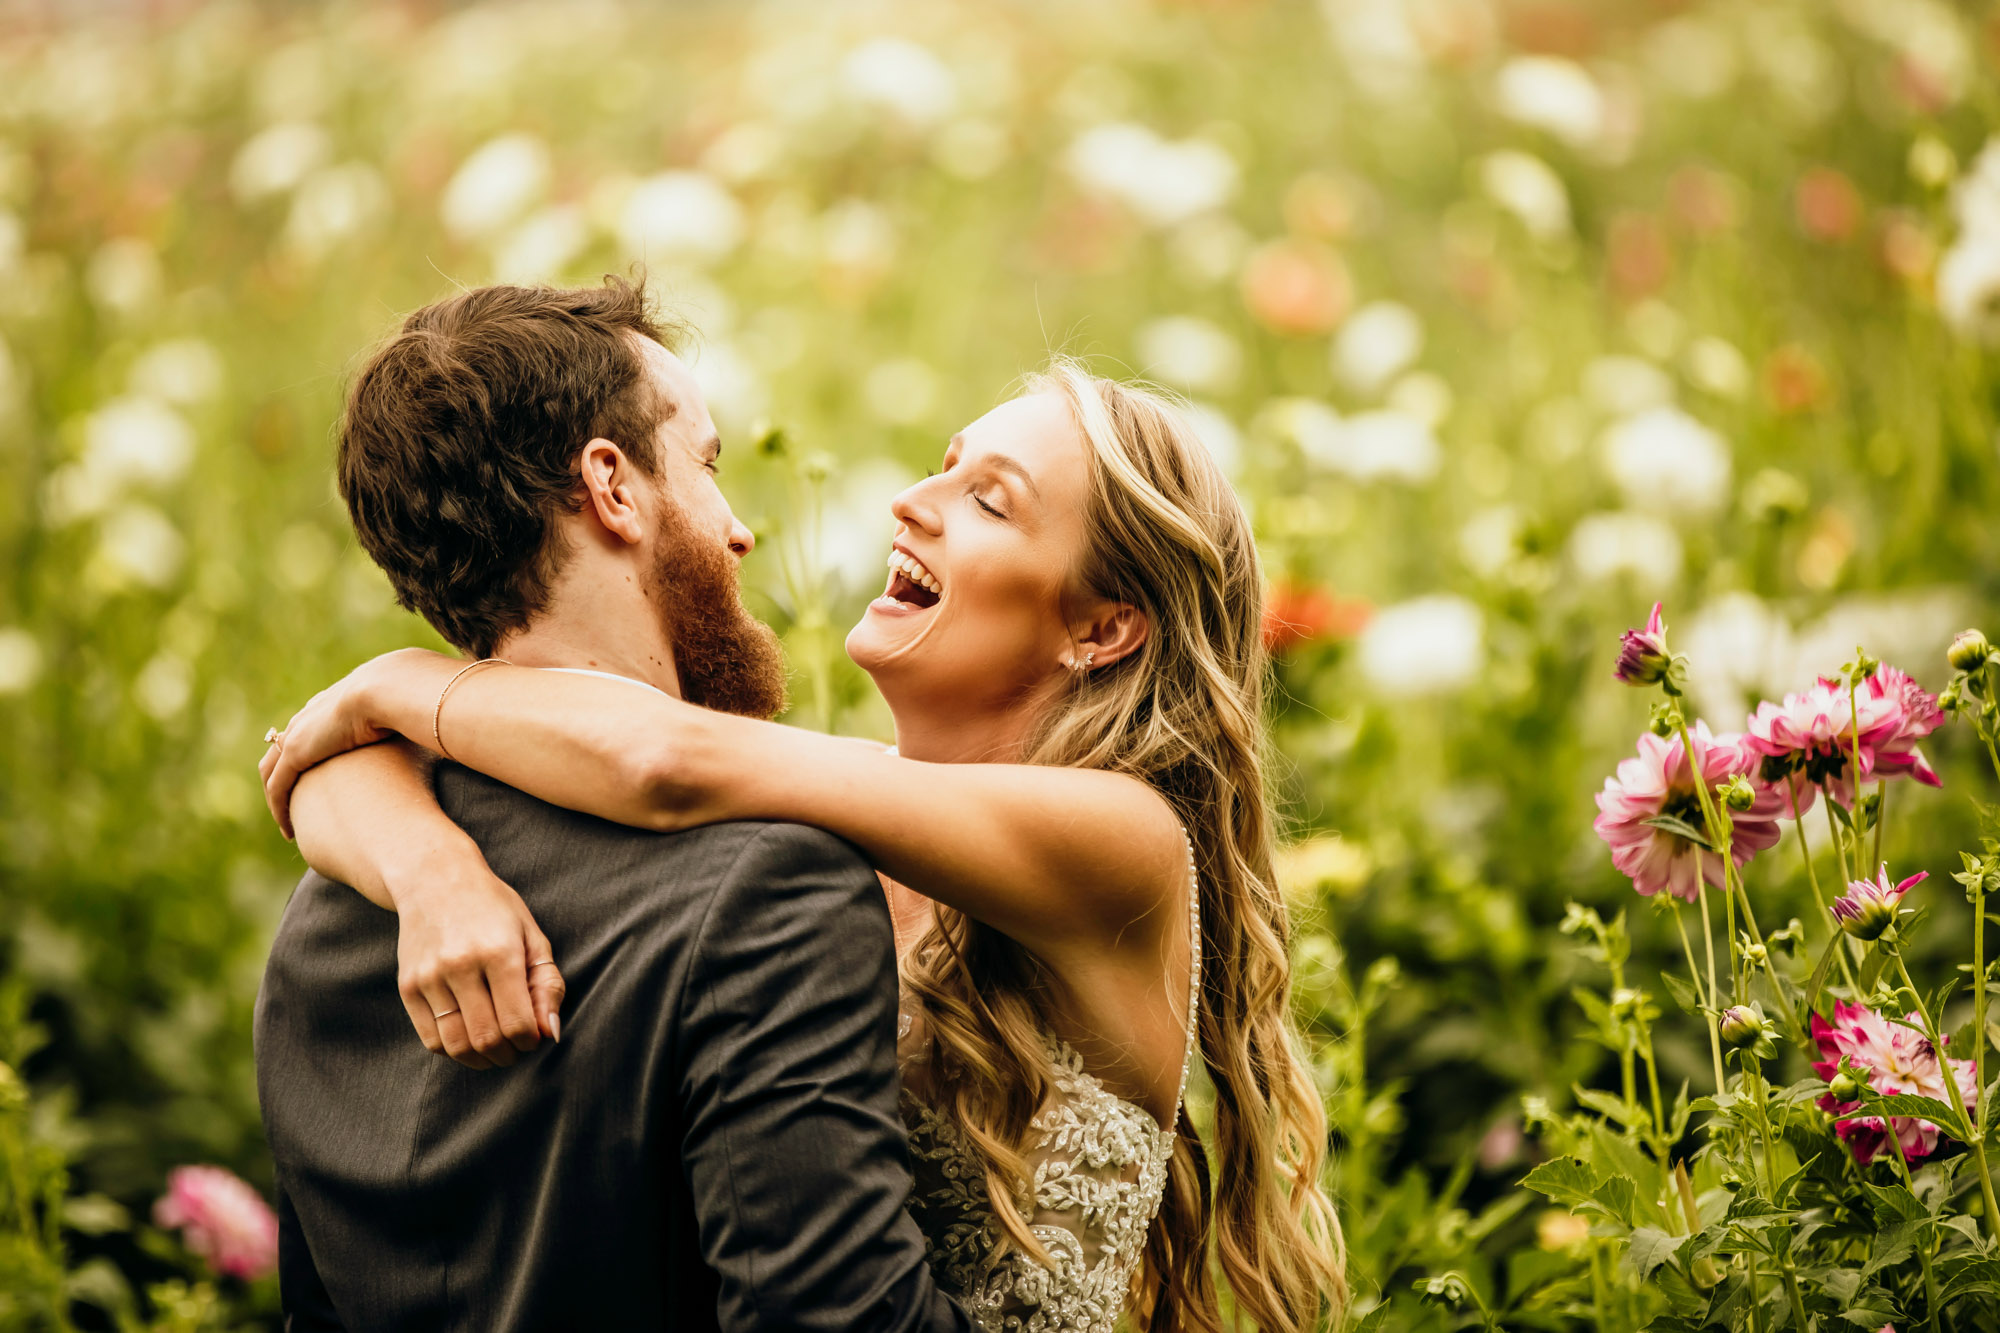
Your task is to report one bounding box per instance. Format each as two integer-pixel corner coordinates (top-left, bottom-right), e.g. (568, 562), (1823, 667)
(889, 477), (941, 534)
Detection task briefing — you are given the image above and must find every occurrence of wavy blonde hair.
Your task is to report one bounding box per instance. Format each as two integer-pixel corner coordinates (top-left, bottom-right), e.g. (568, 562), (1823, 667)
(899, 361), (1347, 1330)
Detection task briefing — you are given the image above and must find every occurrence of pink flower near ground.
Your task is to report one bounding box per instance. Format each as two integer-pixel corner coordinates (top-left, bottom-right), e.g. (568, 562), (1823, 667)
(1744, 666), (1942, 802)
(1811, 1001), (1977, 1165)
(153, 1165), (279, 1281)
(1594, 723), (1786, 901)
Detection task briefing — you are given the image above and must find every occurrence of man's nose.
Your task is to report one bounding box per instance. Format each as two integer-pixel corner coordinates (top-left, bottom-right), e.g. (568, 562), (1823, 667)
(729, 517), (755, 558)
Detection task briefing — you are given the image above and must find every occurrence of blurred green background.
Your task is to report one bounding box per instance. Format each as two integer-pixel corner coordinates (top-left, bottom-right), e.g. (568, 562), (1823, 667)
(5, 0), (2000, 1326)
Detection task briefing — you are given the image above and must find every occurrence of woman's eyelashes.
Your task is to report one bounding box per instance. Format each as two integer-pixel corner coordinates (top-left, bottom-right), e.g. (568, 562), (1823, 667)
(974, 493), (1007, 519)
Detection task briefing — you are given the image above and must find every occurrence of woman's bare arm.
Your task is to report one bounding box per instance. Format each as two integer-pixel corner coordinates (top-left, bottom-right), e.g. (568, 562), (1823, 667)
(283, 738), (565, 1068)
(267, 649), (1187, 966)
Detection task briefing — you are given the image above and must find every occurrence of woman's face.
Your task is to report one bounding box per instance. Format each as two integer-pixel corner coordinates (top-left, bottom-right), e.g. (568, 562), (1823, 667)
(845, 391), (1093, 712)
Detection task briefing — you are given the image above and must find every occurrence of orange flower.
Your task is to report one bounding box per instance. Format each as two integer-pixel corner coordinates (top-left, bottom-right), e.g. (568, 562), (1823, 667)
(1796, 168), (1863, 243)
(1763, 344), (1829, 415)
(1606, 212), (1670, 302)
(1241, 240), (1352, 337)
(1668, 166), (1739, 236)
(1262, 580), (1372, 655)
(1877, 210), (1936, 284)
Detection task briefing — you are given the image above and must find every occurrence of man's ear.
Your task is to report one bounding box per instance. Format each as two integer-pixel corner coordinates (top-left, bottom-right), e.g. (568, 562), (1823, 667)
(1069, 600), (1149, 670)
(578, 438), (648, 546)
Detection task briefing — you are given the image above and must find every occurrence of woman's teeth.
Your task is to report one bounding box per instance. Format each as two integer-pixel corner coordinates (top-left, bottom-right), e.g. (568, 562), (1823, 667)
(887, 550), (942, 595)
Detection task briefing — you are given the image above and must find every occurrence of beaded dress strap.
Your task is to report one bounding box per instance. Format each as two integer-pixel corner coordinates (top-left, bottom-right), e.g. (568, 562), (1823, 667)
(1170, 824), (1202, 1135)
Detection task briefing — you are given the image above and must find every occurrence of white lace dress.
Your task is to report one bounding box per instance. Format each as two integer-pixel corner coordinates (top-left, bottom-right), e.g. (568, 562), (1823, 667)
(894, 832), (1202, 1333)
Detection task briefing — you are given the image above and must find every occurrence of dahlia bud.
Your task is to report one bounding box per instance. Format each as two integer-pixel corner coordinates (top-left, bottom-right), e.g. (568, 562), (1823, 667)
(1939, 680), (1963, 712)
(1828, 1069), (1863, 1102)
(1719, 774), (1756, 813)
(1832, 866), (1927, 942)
(1949, 629), (1992, 673)
(1614, 603), (1673, 687)
(1718, 1004), (1767, 1050)
(1647, 702), (1679, 738)
(1743, 941), (1768, 969)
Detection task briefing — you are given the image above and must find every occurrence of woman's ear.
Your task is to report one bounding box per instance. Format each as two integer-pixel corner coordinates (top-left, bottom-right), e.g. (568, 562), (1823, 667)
(1070, 601), (1149, 670)
(578, 438), (646, 545)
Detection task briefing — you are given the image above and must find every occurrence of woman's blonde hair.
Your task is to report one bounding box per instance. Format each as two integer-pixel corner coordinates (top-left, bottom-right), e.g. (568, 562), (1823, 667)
(900, 359), (1347, 1330)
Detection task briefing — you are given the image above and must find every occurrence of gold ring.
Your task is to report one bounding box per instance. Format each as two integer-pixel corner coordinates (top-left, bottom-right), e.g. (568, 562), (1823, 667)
(433, 1008), (459, 1019)
(529, 960), (557, 969)
(264, 727), (282, 745)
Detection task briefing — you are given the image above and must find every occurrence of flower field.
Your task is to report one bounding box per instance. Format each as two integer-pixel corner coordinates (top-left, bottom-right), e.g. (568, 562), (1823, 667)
(5, 0), (2000, 1327)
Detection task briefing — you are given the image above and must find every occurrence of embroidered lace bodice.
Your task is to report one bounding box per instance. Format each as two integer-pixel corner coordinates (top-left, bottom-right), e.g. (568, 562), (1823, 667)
(894, 832), (1202, 1333)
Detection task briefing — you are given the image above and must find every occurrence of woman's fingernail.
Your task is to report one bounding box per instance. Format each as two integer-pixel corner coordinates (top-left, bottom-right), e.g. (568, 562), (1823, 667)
(549, 1013), (561, 1043)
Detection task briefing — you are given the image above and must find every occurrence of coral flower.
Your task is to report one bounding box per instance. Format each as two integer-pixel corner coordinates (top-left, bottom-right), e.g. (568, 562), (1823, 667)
(1261, 580), (1372, 655)
(1830, 865), (1928, 941)
(153, 1165), (279, 1281)
(1744, 666), (1942, 801)
(1811, 1001), (1977, 1164)
(1594, 723), (1786, 901)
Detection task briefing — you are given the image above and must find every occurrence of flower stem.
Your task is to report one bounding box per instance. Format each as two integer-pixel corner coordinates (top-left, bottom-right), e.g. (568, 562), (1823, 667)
(1747, 1066), (1811, 1332)
(1887, 1136), (1944, 1331)
(1634, 998), (1670, 1159)
(1872, 779), (1888, 878)
(1791, 778), (1858, 995)
(1825, 795), (1856, 901)
(1673, 901), (1726, 1094)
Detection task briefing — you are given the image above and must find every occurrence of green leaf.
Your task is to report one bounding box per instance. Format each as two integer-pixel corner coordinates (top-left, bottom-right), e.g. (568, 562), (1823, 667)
(1623, 1226), (1679, 1282)
(1862, 1181), (1927, 1225)
(1642, 812), (1715, 850)
(1863, 1093), (1967, 1129)
(1939, 1258), (2000, 1305)
(1520, 1157), (1598, 1211)
(1660, 970), (1704, 1014)
(1575, 1085), (1650, 1132)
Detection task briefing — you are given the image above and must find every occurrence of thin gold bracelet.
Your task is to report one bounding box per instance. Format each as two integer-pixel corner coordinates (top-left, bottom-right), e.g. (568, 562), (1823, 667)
(432, 658), (509, 761)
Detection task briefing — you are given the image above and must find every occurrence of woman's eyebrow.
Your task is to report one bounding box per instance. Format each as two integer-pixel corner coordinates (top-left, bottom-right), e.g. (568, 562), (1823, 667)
(950, 434), (1041, 500)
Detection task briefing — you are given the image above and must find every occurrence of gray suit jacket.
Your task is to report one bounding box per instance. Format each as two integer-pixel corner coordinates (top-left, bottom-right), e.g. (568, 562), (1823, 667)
(255, 764), (970, 1333)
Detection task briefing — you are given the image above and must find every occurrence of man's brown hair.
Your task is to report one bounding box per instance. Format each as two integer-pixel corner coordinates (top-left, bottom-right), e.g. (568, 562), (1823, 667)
(338, 277), (682, 657)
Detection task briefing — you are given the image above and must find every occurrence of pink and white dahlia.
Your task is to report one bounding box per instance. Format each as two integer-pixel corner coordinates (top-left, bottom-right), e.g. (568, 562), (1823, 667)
(1594, 722), (1786, 901)
(153, 1165), (279, 1281)
(1744, 666), (1942, 801)
(1830, 865), (1928, 942)
(1811, 1001), (1978, 1165)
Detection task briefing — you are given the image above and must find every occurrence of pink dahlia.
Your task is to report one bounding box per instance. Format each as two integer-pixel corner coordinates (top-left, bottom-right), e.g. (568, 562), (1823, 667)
(153, 1165), (278, 1281)
(1811, 1001), (1977, 1164)
(1744, 666), (1942, 802)
(1614, 602), (1672, 687)
(1594, 722), (1787, 901)
(1830, 865), (1928, 941)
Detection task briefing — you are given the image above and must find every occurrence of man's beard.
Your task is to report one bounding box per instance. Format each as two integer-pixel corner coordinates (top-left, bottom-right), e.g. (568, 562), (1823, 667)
(646, 502), (788, 719)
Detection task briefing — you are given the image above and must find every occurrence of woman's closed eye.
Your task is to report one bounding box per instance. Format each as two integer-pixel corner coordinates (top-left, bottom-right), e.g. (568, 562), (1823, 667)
(973, 493), (1007, 519)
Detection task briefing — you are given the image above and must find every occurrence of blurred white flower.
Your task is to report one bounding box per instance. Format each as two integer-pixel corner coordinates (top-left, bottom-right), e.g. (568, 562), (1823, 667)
(1459, 505), (1523, 579)
(1183, 402), (1242, 476)
(98, 503), (186, 588)
(1600, 406), (1732, 515)
(1644, 18), (1738, 101)
(1568, 511), (1683, 583)
(1479, 151), (1570, 239)
(1321, 0), (1426, 100)
(1333, 301), (1424, 393)
(1582, 355), (1674, 415)
(1293, 404), (1441, 484)
(702, 123), (784, 184)
(492, 205), (588, 284)
(1168, 215), (1251, 286)
(1683, 336), (1750, 400)
(130, 339), (224, 406)
(1833, 0), (1970, 106)
(820, 198), (897, 277)
(85, 397), (195, 490)
(842, 38), (957, 129)
(1135, 316), (1240, 393)
(229, 122), (330, 202)
(86, 238), (162, 314)
(864, 358), (941, 425)
(931, 119), (1010, 180)
(1939, 140), (2000, 340)
(1066, 123), (1238, 227)
(687, 341), (767, 431)
(619, 171), (744, 266)
(134, 653), (193, 720)
(1494, 56), (1604, 147)
(814, 459), (920, 593)
(1357, 595), (1485, 697)
(1681, 592), (1797, 725)
(285, 163), (389, 259)
(274, 523), (336, 593)
(0, 628), (41, 695)
(1386, 372), (1453, 428)
(441, 133), (550, 240)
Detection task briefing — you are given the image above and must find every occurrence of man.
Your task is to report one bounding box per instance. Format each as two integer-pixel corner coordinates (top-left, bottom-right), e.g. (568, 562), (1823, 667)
(254, 279), (969, 1332)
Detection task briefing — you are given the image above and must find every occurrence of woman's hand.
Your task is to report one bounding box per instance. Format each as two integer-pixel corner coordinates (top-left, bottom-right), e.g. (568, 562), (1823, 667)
(260, 649), (439, 838)
(392, 851), (567, 1069)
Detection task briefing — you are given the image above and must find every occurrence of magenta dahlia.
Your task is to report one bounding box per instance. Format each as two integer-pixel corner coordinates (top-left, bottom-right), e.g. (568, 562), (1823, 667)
(1744, 666), (1942, 801)
(1811, 1001), (1977, 1164)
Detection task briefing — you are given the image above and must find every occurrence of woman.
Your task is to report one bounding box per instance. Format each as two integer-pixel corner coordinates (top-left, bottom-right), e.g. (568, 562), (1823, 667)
(259, 362), (1345, 1332)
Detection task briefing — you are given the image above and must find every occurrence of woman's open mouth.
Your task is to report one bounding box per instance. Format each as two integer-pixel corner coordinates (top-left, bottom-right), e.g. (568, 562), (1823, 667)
(878, 549), (943, 611)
